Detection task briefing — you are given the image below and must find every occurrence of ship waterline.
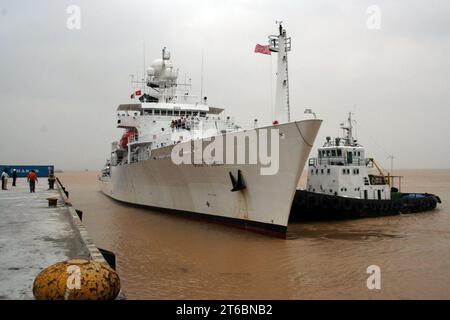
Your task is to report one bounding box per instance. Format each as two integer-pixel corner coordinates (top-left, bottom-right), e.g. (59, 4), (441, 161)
(99, 120), (322, 235)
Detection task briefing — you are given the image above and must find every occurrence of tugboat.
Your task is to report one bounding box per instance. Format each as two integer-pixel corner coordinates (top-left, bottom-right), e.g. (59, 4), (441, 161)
(290, 113), (441, 221)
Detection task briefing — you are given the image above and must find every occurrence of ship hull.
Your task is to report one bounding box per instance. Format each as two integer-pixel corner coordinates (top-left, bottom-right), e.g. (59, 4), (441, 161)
(290, 190), (442, 221)
(99, 120), (322, 237)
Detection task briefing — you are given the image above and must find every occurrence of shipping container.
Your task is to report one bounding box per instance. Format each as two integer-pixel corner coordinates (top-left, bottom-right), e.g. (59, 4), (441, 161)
(0, 165), (54, 178)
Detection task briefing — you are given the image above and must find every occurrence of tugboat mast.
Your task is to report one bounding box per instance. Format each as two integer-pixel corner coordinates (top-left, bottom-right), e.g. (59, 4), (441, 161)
(341, 112), (355, 146)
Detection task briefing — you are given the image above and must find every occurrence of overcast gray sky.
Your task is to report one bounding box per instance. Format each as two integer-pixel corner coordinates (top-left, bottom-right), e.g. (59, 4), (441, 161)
(1, 0), (449, 170)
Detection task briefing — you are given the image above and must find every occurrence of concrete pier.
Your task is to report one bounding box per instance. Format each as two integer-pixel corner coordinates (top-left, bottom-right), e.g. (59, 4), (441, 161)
(0, 179), (103, 299)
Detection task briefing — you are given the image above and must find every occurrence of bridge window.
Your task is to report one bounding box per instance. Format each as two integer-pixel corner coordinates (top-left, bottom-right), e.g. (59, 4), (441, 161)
(321, 169), (324, 174)
(200, 112), (206, 117)
(180, 111), (186, 116)
(337, 149), (342, 157)
(174, 111), (179, 116)
(168, 111), (173, 116)
(327, 169), (331, 174)
(154, 110), (160, 115)
(311, 169), (314, 175)
(161, 110), (167, 116)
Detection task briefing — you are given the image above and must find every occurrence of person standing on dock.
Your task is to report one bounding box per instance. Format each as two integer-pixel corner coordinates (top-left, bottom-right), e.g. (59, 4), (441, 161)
(1, 169), (9, 190)
(27, 170), (38, 193)
(12, 169), (17, 187)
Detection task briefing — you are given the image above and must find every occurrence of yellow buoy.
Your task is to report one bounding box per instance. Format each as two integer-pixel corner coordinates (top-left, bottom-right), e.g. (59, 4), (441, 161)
(33, 259), (120, 300)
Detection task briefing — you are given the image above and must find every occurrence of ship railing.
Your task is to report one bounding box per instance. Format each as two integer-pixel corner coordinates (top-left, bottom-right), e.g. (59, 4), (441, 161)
(308, 157), (368, 166)
(129, 134), (152, 145)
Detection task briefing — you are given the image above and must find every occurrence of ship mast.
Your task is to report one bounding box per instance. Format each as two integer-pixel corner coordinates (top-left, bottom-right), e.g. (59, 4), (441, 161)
(269, 21), (291, 124)
(341, 112), (355, 146)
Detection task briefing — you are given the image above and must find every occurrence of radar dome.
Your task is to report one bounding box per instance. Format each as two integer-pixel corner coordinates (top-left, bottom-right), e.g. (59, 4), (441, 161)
(146, 67), (155, 76)
(150, 59), (164, 73)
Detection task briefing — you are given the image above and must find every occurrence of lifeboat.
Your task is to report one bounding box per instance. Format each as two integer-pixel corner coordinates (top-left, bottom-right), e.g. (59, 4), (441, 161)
(120, 130), (135, 148)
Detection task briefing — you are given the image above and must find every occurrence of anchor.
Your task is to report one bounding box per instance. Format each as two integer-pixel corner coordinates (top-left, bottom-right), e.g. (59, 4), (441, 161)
(229, 170), (246, 192)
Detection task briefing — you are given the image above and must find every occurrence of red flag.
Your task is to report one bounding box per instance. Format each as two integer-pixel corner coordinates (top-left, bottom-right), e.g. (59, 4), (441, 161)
(254, 44), (271, 55)
(135, 90), (142, 96)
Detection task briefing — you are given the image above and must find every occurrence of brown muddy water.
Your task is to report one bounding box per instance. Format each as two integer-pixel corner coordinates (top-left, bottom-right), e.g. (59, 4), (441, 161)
(59, 170), (450, 299)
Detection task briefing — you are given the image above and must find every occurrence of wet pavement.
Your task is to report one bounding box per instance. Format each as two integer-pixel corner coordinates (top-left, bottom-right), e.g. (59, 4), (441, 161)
(0, 179), (90, 299)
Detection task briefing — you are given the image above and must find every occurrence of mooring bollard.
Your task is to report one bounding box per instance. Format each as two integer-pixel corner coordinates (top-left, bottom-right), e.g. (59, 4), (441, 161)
(48, 177), (56, 190)
(33, 259), (121, 300)
(46, 197), (58, 207)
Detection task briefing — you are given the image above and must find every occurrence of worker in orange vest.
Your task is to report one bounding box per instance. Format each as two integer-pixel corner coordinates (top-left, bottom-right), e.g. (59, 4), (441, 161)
(27, 170), (38, 193)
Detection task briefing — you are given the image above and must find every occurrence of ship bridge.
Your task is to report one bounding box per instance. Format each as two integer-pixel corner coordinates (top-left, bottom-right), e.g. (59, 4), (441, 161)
(116, 102), (224, 129)
(311, 144), (366, 167)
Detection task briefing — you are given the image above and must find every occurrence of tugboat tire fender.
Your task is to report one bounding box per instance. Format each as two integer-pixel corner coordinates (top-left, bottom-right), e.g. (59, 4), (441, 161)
(307, 194), (318, 208)
(320, 197), (329, 210)
(342, 198), (353, 211)
(392, 201), (402, 212)
(353, 201), (365, 214)
(330, 197), (341, 211)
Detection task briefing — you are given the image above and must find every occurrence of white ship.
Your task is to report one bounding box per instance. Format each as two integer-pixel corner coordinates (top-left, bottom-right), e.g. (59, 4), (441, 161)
(99, 24), (322, 237)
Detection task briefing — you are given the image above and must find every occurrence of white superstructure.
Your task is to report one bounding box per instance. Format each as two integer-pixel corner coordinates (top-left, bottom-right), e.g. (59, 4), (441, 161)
(306, 113), (391, 200)
(99, 24), (322, 236)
